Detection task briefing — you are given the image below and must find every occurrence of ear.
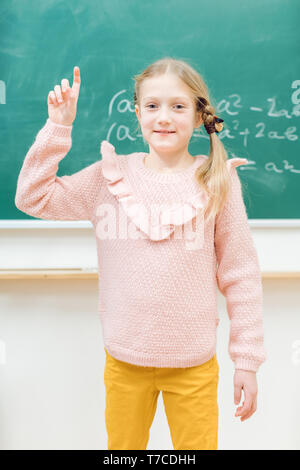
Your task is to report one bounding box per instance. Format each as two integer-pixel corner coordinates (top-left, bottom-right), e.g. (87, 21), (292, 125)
(194, 112), (203, 129)
(135, 104), (141, 123)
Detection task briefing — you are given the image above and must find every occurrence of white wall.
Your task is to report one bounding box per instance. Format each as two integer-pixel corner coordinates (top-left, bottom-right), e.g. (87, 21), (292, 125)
(0, 222), (300, 450)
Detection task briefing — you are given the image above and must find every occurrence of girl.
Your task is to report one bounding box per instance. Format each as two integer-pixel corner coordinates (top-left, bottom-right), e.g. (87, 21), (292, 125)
(15, 58), (267, 450)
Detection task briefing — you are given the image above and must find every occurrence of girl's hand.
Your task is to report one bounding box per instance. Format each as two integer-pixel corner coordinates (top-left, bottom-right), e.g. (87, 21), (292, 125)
(47, 66), (81, 126)
(234, 369), (258, 421)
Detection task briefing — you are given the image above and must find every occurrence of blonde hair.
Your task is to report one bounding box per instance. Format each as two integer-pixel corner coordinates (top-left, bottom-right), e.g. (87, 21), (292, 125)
(132, 57), (233, 223)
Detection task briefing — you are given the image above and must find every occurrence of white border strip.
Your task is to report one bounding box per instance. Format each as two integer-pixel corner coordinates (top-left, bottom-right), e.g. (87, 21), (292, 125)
(0, 219), (300, 229)
(0, 220), (93, 229)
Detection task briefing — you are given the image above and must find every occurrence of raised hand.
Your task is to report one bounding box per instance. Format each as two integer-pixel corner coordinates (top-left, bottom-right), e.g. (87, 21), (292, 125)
(47, 66), (81, 126)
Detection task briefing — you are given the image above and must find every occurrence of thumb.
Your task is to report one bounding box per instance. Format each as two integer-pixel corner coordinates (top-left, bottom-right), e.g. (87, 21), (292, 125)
(234, 384), (242, 405)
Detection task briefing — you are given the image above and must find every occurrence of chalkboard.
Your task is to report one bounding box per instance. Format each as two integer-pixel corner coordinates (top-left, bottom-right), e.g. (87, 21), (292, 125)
(1, 0), (300, 220)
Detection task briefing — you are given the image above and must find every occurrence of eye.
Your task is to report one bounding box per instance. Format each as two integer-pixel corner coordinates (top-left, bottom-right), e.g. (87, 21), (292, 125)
(146, 103), (185, 110)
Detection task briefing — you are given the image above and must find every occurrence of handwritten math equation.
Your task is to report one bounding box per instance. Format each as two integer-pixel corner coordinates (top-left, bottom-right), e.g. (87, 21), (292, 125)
(103, 80), (300, 175)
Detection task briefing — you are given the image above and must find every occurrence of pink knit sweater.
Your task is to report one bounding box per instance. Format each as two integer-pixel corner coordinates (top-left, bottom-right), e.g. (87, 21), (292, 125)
(15, 118), (267, 371)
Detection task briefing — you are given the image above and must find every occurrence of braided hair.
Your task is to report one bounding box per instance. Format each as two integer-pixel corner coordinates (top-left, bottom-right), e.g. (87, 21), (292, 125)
(197, 97), (224, 135)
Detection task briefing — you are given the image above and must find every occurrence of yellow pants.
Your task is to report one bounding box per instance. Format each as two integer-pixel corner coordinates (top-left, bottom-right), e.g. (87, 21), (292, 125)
(103, 348), (219, 450)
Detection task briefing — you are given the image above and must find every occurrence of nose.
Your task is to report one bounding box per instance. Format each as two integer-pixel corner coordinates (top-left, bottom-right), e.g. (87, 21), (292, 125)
(157, 105), (171, 124)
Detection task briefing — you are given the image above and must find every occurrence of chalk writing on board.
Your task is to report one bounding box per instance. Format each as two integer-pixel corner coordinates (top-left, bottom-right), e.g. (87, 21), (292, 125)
(0, 81), (6, 104)
(291, 79), (300, 105)
(265, 161), (300, 174)
(106, 85), (299, 148)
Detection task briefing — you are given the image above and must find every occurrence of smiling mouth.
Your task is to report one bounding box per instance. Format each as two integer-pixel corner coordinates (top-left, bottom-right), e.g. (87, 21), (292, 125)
(154, 130), (176, 134)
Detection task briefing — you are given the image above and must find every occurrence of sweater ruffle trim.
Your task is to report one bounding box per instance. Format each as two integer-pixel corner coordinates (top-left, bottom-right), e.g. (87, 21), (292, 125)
(100, 140), (248, 248)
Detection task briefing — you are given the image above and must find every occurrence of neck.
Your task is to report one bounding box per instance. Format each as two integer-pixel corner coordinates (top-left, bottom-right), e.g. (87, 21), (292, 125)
(144, 150), (195, 173)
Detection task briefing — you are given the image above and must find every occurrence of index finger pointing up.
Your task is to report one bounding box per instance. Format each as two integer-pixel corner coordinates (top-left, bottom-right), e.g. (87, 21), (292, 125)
(72, 66), (81, 96)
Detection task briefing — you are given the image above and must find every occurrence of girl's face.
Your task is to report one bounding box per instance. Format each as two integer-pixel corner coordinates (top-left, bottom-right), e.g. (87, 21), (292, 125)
(135, 73), (203, 155)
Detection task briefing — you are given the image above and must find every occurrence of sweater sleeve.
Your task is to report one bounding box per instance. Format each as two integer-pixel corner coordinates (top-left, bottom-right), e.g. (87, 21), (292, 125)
(214, 162), (267, 372)
(15, 118), (103, 221)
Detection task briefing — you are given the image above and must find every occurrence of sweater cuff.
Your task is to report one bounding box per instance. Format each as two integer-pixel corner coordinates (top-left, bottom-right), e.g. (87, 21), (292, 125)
(234, 357), (263, 372)
(43, 118), (73, 138)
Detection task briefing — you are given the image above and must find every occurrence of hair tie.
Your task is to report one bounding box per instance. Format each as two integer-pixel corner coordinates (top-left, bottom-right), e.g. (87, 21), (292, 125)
(204, 115), (224, 135)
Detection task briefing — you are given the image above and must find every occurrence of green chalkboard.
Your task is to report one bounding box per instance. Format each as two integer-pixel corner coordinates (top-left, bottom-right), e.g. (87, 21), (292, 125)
(1, 0), (300, 220)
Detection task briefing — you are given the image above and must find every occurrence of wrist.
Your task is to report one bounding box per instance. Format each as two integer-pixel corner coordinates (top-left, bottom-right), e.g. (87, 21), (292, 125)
(48, 117), (74, 127)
